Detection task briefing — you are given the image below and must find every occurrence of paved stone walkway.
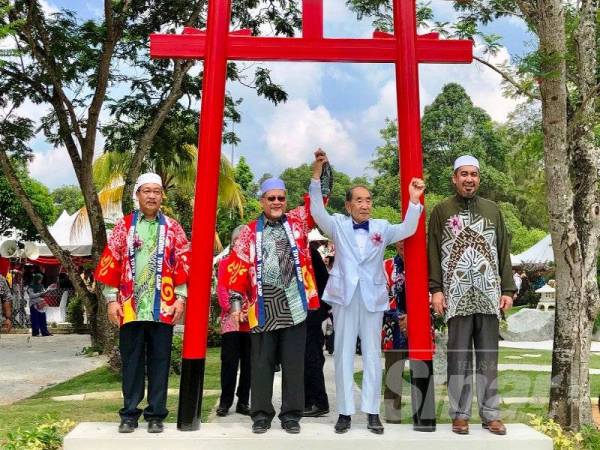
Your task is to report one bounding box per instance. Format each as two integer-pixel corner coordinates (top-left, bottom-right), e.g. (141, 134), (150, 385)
(0, 333), (106, 405)
(211, 352), (367, 426)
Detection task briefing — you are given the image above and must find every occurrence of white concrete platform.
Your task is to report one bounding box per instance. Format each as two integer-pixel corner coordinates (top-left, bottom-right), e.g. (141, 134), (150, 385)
(64, 422), (552, 450)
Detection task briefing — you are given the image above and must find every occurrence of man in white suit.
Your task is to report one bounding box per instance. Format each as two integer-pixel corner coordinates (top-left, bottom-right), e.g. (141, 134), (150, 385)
(309, 149), (425, 434)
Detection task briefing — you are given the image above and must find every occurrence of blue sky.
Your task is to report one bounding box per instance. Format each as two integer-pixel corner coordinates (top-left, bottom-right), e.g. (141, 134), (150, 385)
(16, 0), (534, 189)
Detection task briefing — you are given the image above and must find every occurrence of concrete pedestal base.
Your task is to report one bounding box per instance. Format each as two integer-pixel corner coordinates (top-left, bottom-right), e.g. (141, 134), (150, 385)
(64, 422), (552, 450)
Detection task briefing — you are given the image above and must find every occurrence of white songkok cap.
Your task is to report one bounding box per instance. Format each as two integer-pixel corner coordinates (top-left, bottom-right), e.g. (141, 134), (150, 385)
(453, 155), (480, 172)
(133, 172), (163, 202)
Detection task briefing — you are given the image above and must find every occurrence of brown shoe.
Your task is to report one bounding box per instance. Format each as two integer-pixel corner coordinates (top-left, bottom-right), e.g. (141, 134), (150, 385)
(483, 420), (506, 435)
(451, 418), (469, 434)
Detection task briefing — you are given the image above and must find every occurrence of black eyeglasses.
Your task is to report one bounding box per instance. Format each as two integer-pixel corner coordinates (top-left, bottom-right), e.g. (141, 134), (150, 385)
(266, 195), (286, 202)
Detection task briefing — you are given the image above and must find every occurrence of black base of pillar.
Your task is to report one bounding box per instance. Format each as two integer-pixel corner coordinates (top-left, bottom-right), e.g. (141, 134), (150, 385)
(409, 359), (436, 432)
(177, 358), (205, 431)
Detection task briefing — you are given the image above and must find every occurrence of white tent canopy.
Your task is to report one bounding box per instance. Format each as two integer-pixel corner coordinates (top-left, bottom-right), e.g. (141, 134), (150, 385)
(512, 234), (553, 266)
(35, 210), (94, 257)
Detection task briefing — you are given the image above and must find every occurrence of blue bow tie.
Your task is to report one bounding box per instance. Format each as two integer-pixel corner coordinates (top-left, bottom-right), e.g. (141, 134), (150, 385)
(353, 221), (369, 232)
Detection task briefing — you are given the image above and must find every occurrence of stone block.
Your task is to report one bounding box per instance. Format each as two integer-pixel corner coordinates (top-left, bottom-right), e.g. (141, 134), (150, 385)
(64, 422), (552, 450)
(500, 309), (554, 342)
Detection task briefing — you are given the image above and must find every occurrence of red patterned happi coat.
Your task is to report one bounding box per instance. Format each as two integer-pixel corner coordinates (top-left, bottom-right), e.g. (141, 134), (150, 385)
(225, 196), (321, 329)
(95, 212), (191, 326)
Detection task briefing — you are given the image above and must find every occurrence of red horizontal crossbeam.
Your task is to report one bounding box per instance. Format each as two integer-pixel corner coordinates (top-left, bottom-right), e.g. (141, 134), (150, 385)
(150, 33), (472, 64)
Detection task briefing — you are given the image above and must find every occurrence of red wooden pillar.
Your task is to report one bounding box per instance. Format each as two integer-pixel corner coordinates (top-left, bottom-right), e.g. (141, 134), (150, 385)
(177, 0), (232, 431)
(393, 0), (436, 431)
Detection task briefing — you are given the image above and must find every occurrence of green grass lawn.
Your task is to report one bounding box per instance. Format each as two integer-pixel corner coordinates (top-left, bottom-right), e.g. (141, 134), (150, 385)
(356, 369), (600, 401)
(354, 368), (600, 425)
(0, 347), (222, 441)
(499, 347), (600, 368)
(504, 305), (529, 317)
(33, 347), (221, 399)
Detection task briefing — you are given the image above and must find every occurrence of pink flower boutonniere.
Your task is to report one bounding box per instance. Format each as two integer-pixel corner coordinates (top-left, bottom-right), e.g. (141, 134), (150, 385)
(370, 232), (383, 246)
(448, 215), (463, 236)
(133, 234), (143, 251)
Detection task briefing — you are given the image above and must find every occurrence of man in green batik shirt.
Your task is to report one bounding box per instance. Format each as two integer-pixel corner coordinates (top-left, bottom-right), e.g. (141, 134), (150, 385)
(100, 173), (189, 434)
(428, 155), (515, 437)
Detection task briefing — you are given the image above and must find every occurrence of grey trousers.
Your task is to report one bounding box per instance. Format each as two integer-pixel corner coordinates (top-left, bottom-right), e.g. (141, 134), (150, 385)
(447, 314), (501, 422)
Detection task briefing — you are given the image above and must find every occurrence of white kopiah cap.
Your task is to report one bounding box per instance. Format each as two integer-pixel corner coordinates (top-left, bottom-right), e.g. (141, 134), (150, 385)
(453, 155), (480, 172)
(133, 173), (163, 198)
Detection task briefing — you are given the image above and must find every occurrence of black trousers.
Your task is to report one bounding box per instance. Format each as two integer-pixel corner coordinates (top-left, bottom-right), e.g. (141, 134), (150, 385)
(119, 321), (174, 422)
(30, 306), (49, 336)
(304, 310), (329, 409)
(250, 321), (306, 424)
(219, 331), (251, 408)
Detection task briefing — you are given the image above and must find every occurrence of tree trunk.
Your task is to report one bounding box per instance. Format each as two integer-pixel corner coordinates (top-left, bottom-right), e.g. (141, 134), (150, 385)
(0, 149), (115, 350)
(121, 60), (194, 215)
(539, 0), (600, 429)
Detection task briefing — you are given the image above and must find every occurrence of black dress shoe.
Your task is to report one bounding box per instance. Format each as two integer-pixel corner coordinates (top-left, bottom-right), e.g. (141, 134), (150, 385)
(303, 405), (330, 417)
(118, 420), (138, 433)
(216, 405), (229, 417)
(252, 419), (271, 434)
(235, 403), (250, 416)
(147, 419), (164, 433)
(282, 420), (301, 434)
(367, 414), (384, 434)
(334, 414), (351, 434)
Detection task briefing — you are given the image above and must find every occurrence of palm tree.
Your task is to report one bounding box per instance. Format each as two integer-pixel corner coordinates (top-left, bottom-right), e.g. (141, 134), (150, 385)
(71, 145), (244, 251)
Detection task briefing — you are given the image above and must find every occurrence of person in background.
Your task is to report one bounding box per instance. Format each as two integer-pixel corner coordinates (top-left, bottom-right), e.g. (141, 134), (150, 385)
(216, 225), (251, 418)
(0, 271), (13, 335)
(27, 273), (52, 337)
(382, 240), (408, 424)
(303, 239), (331, 418)
(512, 270), (522, 299)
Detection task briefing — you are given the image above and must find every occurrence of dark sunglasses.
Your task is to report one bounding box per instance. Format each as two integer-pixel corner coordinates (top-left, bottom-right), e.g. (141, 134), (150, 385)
(266, 195), (286, 202)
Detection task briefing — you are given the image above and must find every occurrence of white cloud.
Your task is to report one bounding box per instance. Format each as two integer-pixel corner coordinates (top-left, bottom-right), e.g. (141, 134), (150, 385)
(358, 44), (520, 133)
(263, 99), (361, 174)
(264, 62), (324, 104)
(39, 0), (59, 15)
(29, 146), (77, 189)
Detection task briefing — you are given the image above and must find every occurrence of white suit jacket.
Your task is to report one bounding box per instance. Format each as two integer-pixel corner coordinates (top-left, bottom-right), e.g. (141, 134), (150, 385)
(309, 179), (423, 312)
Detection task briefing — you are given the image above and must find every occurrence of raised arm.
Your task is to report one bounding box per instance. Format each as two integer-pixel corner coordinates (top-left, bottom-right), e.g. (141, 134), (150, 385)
(309, 149), (335, 238)
(385, 177), (426, 244)
(385, 202), (423, 244)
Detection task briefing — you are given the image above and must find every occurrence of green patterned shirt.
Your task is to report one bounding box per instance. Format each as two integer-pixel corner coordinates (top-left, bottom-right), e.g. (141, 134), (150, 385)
(103, 213), (187, 321)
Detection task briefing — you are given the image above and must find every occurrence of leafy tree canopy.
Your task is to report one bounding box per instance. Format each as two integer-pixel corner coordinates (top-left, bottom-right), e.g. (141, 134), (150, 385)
(0, 163), (56, 240)
(51, 185), (84, 215)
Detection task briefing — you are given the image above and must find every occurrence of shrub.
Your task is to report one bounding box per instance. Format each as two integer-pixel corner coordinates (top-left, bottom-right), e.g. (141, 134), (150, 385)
(66, 294), (85, 329)
(171, 334), (183, 375)
(528, 414), (584, 450)
(4, 418), (75, 450)
(207, 324), (222, 348)
(581, 425), (600, 449)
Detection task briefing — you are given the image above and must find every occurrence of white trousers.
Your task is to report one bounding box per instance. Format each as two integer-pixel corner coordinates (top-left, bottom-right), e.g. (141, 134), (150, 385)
(332, 288), (384, 415)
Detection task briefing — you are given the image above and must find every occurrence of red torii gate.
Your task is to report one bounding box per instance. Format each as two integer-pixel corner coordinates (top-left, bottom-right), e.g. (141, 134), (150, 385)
(150, 0), (472, 432)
